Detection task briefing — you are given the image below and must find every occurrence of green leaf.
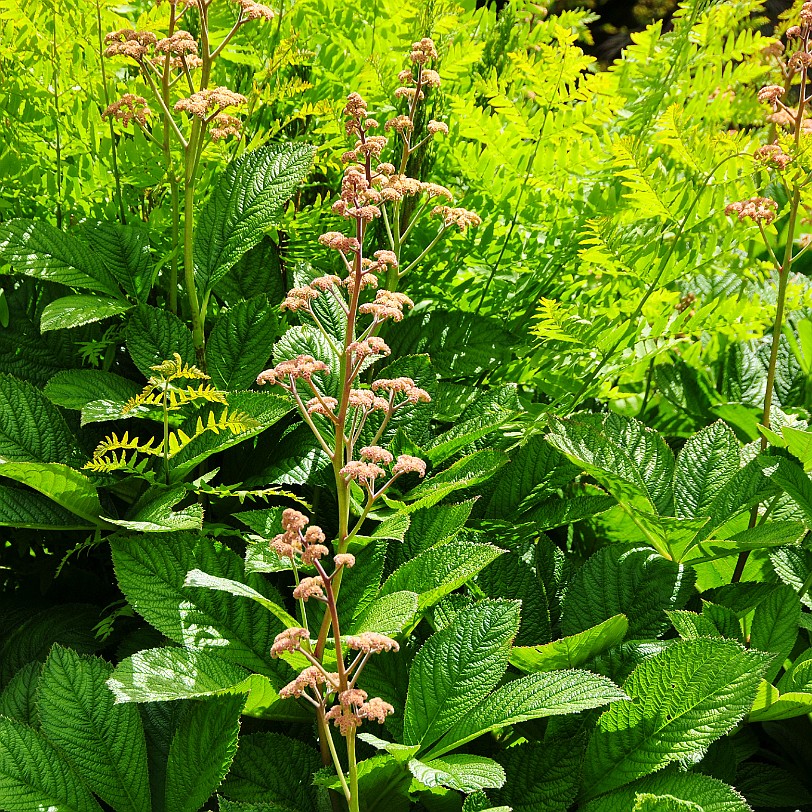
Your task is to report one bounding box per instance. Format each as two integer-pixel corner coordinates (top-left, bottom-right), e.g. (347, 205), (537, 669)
(165, 695), (244, 812)
(581, 639), (771, 799)
(315, 755), (411, 812)
(492, 737), (583, 812)
(40, 295), (131, 332)
(0, 218), (121, 296)
(0, 661), (40, 726)
(184, 568), (300, 628)
(126, 304), (196, 378)
(109, 485), (204, 533)
(409, 755), (506, 792)
(219, 732), (321, 810)
(44, 369), (140, 410)
(214, 236), (285, 306)
(673, 421), (740, 520)
(404, 450), (508, 512)
(748, 678), (812, 722)
(208, 296), (280, 390)
(427, 669), (628, 759)
(0, 373), (80, 463)
(403, 599), (520, 749)
(771, 546), (812, 609)
(580, 772), (752, 812)
(759, 455), (812, 526)
(111, 533), (286, 680)
(273, 325), (340, 397)
(218, 799), (298, 812)
(38, 646), (150, 812)
(0, 462), (103, 524)
(350, 591), (419, 636)
(750, 584), (800, 680)
(380, 539), (505, 611)
(195, 143), (314, 293)
(680, 521), (806, 565)
(462, 791), (511, 812)
(526, 492), (617, 531)
(0, 604), (101, 688)
(392, 500), (474, 567)
(510, 615), (629, 673)
(75, 221), (153, 301)
(0, 483), (94, 529)
(562, 546), (695, 639)
(0, 716), (103, 812)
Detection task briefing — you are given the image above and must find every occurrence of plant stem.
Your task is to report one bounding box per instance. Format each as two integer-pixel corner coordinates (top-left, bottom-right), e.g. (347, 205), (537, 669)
(347, 730), (360, 812)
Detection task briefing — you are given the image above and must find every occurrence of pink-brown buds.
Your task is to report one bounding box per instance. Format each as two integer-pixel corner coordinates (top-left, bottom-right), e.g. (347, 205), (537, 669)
(360, 445), (394, 465)
(174, 87), (247, 119)
(293, 576), (325, 601)
(371, 376), (430, 403)
(310, 275), (342, 291)
(347, 337), (391, 360)
(422, 183), (453, 201)
(301, 544), (330, 565)
(279, 666), (338, 698)
(155, 30), (198, 56)
(304, 525), (326, 544)
(340, 460), (386, 486)
(410, 37), (438, 64)
(334, 553), (356, 568)
(282, 508), (309, 532)
(306, 396), (338, 416)
(421, 69), (441, 88)
(344, 92), (368, 120)
(102, 95), (152, 127)
(318, 232), (361, 252)
(359, 290), (414, 322)
(427, 119), (449, 136)
(339, 688), (368, 707)
(232, 0), (275, 20)
(281, 286), (319, 312)
(725, 197), (778, 225)
(787, 25), (803, 39)
(270, 627), (309, 657)
(256, 355), (330, 387)
(385, 115), (414, 133)
(431, 205), (482, 230)
(104, 29), (156, 60)
(374, 250), (398, 267)
(757, 84), (786, 106)
(392, 454), (427, 477)
(358, 697), (395, 723)
(344, 632), (400, 653)
(324, 705), (363, 734)
(754, 144), (792, 169)
(210, 113), (242, 141)
(347, 389), (390, 411)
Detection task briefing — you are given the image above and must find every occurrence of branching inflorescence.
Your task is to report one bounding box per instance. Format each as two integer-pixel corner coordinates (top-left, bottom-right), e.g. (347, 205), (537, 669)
(253, 37), (480, 812)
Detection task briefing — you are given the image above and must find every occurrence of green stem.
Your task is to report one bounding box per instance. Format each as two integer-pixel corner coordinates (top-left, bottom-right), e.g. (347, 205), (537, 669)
(347, 730), (359, 812)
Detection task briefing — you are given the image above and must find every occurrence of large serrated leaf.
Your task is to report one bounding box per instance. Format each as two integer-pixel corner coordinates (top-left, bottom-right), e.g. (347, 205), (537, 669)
(219, 732), (321, 811)
(750, 584), (800, 681)
(403, 599), (520, 749)
(581, 639), (771, 799)
(111, 533), (287, 681)
(562, 545), (695, 639)
(0, 661), (41, 726)
(126, 304), (196, 378)
(427, 669), (627, 759)
(673, 421), (740, 520)
(44, 369), (140, 410)
(195, 143), (314, 293)
(581, 771), (752, 812)
(380, 539), (504, 611)
(409, 755), (505, 792)
(165, 695), (244, 812)
(0, 373), (80, 463)
(0, 219), (121, 296)
(208, 296), (280, 390)
(0, 483), (93, 529)
(214, 236), (285, 306)
(40, 295), (131, 332)
(38, 646), (151, 812)
(0, 716), (103, 812)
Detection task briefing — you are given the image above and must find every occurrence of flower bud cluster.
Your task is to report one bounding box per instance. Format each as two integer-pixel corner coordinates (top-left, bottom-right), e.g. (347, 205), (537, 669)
(725, 197), (778, 225)
(102, 95), (153, 127)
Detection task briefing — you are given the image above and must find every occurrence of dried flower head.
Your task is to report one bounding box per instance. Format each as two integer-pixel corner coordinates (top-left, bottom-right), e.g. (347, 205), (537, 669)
(334, 553), (356, 568)
(104, 29), (156, 59)
(340, 460), (386, 485)
(233, 0), (275, 20)
(293, 576), (325, 601)
(358, 697), (395, 723)
(431, 205), (482, 230)
(427, 120), (449, 136)
(725, 196), (778, 225)
(281, 286), (319, 312)
(757, 84), (786, 106)
(754, 144), (792, 169)
(360, 445), (394, 465)
(210, 113), (242, 141)
(410, 37), (438, 64)
(306, 396), (338, 416)
(155, 30), (198, 56)
(270, 627), (309, 657)
(359, 290), (414, 322)
(279, 665), (337, 698)
(392, 455), (427, 477)
(175, 87), (247, 119)
(421, 69), (441, 88)
(102, 94), (153, 127)
(385, 115), (414, 133)
(344, 632), (400, 653)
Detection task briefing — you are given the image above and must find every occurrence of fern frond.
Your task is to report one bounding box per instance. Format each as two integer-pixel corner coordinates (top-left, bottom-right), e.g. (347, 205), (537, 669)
(150, 352), (209, 382)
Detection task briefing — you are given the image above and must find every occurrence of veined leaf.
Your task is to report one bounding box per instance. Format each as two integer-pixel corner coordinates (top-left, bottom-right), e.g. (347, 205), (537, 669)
(581, 771), (752, 812)
(562, 545), (695, 639)
(409, 755), (506, 792)
(0, 373), (80, 463)
(44, 369), (140, 410)
(380, 539), (505, 611)
(403, 600), (520, 749)
(581, 639), (771, 799)
(165, 695), (244, 812)
(208, 296), (279, 391)
(748, 679), (812, 722)
(0, 462), (103, 524)
(0, 716), (103, 812)
(427, 669), (627, 759)
(40, 295), (131, 332)
(0, 218), (121, 296)
(109, 485), (203, 533)
(195, 143), (314, 293)
(673, 421), (740, 520)
(510, 615), (629, 673)
(0, 661), (41, 726)
(126, 304), (196, 378)
(0, 483), (94, 529)
(111, 533), (287, 680)
(750, 584), (800, 681)
(349, 591), (419, 636)
(38, 646), (150, 812)
(219, 732), (321, 811)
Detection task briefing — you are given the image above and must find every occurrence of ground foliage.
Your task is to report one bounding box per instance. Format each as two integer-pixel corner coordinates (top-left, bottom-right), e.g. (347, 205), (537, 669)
(2, 0), (812, 811)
